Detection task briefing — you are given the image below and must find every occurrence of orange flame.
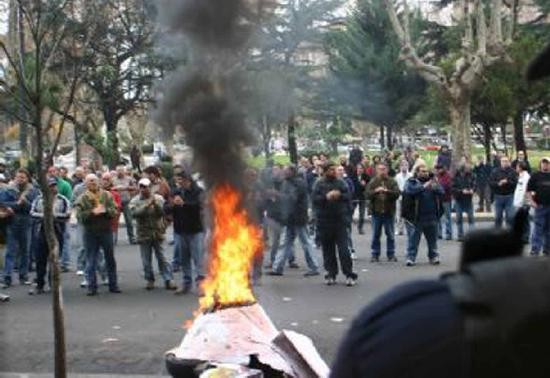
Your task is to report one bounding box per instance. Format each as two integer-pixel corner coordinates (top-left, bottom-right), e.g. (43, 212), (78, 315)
(187, 184), (263, 326)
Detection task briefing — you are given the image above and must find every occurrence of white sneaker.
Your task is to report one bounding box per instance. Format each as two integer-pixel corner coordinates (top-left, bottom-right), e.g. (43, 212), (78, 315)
(80, 279), (88, 288)
(429, 257), (441, 265)
(406, 259), (416, 267)
(351, 252), (357, 260)
(76, 270), (84, 276)
(345, 277), (357, 287)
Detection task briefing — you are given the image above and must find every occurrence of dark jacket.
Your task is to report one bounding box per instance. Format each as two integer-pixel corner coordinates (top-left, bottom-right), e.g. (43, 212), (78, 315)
(312, 177), (351, 229)
(489, 167), (518, 196)
(281, 176), (309, 226)
(473, 163), (492, 188)
(403, 177), (444, 223)
(264, 177), (285, 223)
(451, 170), (476, 204)
(0, 183), (38, 224)
(165, 183), (204, 235)
(351, 173), (369, 201)
(436, 151), (452, 170)
(511, 159), (532, 173)
(365, 176), (400, 216)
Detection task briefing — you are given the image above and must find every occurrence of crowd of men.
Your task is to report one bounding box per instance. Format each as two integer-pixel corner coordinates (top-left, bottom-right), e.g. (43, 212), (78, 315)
(0, 144), (549, 296)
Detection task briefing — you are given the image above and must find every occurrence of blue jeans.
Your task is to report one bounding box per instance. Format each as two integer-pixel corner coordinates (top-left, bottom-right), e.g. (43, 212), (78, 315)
(174, 232), (205, 285)
(494, 194), (514, 228)
(74, 223), (87, 271)
(273, 225), (319, 273)
(60, 227), (71, 269)
(455, 201), (475, 238)
(406, 221), (439, 261)
(438, 202), (452, 239)
(84, 230), (118, 291)
(35, 223), (65, 289)
(266, 217), (285, 266)
(3, 219), (31, 284)
(371, 214), (395, 258)
(531, 206), (550, 255)
(139, 239), (173, 282)
(121, 202), (135, 242)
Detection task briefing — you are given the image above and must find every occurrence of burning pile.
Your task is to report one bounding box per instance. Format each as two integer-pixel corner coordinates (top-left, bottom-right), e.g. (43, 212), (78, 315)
(193, 184), (262, 316)
(155, 0), (329, 376)
(167, 184), (328, 377)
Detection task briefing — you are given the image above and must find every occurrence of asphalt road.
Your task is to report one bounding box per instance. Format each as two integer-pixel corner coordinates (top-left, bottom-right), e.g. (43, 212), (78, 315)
(0, 224), (467, 375)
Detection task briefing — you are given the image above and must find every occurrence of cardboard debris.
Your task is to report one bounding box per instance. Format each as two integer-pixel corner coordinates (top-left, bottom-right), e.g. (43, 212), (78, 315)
(166, 303), (329, 377)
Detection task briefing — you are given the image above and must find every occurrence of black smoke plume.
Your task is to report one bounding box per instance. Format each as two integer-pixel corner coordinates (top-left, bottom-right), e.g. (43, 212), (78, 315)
(154, 0), (271, 189)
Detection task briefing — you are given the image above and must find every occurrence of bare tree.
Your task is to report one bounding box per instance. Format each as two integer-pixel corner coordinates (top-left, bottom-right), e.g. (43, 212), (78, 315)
(0, 1), (92, 376)
(384, 0), (519, 163)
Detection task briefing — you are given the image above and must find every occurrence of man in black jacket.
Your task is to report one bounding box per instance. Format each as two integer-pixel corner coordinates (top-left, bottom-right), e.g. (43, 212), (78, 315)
(489, 156), (518, 228)
(452, 163), (476, 240)
(312, 162), (357, 286)
(165, 172), (205, 295)
(268, 165), (320, 277)
(473, 156), (492, 212)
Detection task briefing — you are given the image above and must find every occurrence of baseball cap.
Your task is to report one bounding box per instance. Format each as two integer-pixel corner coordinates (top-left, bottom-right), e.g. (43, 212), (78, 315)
(48, 177), (58, 186)
(138, 178), (151, 187)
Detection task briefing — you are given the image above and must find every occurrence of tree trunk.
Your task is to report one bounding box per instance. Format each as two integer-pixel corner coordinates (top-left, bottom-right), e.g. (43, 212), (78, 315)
(449, 98), (472, 169)
(34, 110), (67, 378)
(379, 125), (385, 149)
(287, 113), (298, 164)
(17, 1), (28, 166)
(500, 124), (508, 156)
(386, 124), (394, 150)
(104, 107), (120, 169)
(513, 110), (527, 157)
(482, 122), (492, 163)
(261, 116), (272, 159)
(74, 125), (81, 167)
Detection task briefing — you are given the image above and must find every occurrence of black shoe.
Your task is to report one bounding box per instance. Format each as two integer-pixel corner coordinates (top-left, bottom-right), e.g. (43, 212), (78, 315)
(2, 282), (11, 290)
(303, 270), (320, 277)
(387, 256), (398, 262)
(61, 266), (70, 273)
(29, 287), (45, 295)
(370, 256), (379, 263)
(109, 287), (122, 293)
(358, 228), (365, 235)
(288, 262), (300, 269)
(86, 290), (98, 296)
(267, 271), (283, 276)
(175, 284), (191, 295)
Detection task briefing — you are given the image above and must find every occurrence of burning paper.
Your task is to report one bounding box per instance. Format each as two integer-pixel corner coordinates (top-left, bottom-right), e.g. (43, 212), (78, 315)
(166, 304), (329, 378)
